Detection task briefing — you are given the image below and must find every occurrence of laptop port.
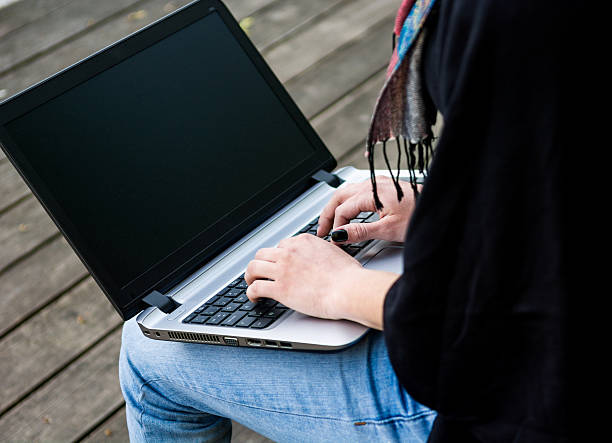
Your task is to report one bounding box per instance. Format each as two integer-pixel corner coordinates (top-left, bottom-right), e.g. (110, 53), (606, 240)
(224, 337), (239, 347)
(264, 340), (278, 347)
(279, 341), (292, 349)
(247, 339), (262, 346)
(155, 331), (161, 337)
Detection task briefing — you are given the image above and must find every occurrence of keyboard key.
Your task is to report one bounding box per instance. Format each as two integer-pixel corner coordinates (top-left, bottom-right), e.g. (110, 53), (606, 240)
(229, 276), (244, 287)
(215, 287), (230, 297)
(239, 301), (257, 311)
(342, 246), (361, 257)
(221, 311), (247, 326)
(356, 211), (373, 219)
(235, 315), (257, 328)
(224, 288), (243, 298)
(182, 313), (198, 323)
(234, 280), (248, 289)
(222, 303), (242, 312)
(191, 315), (208, 324)
(205, 296), (220, 305)
(213, 297), (233, 307)
(264, 308), (286, 319)
(235, 292), (249, 303)
(202, 306), (220, 315)
(250, 305), (274, 316)
(206, 312), (230, 325)
(250, 318), (273, 329)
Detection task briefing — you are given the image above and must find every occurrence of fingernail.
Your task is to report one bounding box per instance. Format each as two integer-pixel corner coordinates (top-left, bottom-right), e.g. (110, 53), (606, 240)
(331, 229), (348, 242)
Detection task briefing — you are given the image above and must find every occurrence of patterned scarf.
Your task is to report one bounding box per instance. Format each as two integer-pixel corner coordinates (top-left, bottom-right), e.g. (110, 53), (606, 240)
(366, 0), (437, 209)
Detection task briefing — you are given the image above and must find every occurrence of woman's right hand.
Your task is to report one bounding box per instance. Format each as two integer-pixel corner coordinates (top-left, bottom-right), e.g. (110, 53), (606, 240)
(317, 176), (421, 244)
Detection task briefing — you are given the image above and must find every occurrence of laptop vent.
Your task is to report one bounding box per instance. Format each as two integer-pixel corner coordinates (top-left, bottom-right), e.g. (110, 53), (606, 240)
(168, 331), (221, 343)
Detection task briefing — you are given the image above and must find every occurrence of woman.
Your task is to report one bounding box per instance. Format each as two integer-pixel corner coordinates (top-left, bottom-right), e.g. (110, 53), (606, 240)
(120, 0), (572, 441)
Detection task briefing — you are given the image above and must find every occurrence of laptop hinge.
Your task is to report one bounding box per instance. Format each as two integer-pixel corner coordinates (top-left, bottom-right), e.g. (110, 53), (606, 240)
(312, 169), (344, 188)
(143, 290), (181, 314)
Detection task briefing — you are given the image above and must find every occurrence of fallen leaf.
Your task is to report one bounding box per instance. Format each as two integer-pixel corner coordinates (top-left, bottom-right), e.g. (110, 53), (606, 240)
(18, 223), (29, 232)
(127, 10), (147, 21)
(76, 315), (86, 324)
(104, 428), (113, 437)
(239, 16), (253, 34)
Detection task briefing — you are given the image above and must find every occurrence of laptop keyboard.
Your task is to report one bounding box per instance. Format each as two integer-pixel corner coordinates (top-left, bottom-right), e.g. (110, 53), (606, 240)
(182, 211), (380, 329)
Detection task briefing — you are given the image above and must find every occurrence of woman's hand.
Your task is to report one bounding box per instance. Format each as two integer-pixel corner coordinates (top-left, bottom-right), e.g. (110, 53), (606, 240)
(245, 234), (399, 330)
(317, 176), (421, 244)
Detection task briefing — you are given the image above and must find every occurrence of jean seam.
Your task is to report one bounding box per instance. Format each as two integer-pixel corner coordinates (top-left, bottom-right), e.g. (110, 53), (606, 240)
(148, 377), (435, 425)
(137, 377), (166, 431)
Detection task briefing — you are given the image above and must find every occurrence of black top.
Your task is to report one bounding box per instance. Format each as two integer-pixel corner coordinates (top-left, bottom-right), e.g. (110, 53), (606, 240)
(383, 1), (580, 441)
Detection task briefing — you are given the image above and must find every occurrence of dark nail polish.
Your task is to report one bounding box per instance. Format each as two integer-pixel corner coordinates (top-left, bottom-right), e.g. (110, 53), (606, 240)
(331, 229), (348, 242)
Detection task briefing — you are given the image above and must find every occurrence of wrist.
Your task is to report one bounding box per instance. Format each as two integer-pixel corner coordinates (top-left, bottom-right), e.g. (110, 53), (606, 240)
(332, 267), (399, 330)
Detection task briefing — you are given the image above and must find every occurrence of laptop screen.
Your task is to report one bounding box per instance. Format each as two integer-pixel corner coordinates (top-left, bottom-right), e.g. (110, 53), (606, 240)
(1, 5), (333, 315)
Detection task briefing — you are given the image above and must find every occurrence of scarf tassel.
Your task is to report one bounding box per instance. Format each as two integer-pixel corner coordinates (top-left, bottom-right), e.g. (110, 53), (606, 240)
(368, 136), (434, 210)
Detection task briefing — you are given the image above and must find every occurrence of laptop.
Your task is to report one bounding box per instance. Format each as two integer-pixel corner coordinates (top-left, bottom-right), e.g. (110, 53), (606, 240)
(0, 0), (414, 351)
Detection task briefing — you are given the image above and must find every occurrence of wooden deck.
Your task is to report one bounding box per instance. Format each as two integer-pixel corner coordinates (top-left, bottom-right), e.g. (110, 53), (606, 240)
(0, 0), (407, 440)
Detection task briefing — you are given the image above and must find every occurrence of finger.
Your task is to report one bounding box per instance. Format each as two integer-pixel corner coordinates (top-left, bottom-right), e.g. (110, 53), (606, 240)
(254, 247), (285, 262)
(246, 279), (279, 302)
(317, 184), (363, 236)
(332, 194), (378, 230)
(331, 218), (393, 244)
(244, 259), (278, 285)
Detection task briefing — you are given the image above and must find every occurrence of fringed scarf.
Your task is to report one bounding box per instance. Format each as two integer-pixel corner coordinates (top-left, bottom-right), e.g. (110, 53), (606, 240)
(366, 0), (437, 209)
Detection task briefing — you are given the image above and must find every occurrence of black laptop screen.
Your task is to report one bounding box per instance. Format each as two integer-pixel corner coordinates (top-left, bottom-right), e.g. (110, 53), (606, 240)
(3, 12), (317, 299)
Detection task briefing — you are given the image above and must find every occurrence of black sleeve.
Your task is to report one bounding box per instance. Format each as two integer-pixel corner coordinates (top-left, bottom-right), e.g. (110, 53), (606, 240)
(382, 1), (581, 441)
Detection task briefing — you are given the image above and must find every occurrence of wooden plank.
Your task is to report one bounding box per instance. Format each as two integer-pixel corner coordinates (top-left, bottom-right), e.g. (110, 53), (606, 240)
(232, 421), (274, 443)
(263, 0), (400, 83)
(243, 0), (341, 51)
(0, 330), (124, 442)
(0, 160), (31, 214)
(0, 196), (57, 272)
(311, 69), (386, 160)
(80, 408), (270, 443)
(285, 13), (395, 119)
(0, 0), (145, 75)
(0, 0), (278, 102)
(0, 277), (119, 414)
(0, 0), (77, 40)
(81, 406), (129, 443)
(224, 0), (277, 22)
(0, 236), (88, 338)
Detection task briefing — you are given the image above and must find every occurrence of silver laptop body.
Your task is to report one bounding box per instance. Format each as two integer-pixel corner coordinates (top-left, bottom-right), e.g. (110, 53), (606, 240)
(137, 167), (411, 351)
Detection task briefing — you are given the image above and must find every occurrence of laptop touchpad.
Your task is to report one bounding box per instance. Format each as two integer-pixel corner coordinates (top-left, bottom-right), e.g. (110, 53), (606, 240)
(362, 246), (404, 274)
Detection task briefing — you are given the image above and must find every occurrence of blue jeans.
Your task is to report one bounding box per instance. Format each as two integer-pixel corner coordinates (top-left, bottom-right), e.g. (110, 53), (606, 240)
(119, 318), (436, 442)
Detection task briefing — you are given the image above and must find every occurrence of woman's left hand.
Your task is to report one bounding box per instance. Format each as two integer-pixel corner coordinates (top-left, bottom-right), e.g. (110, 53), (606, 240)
(244, 234), (363, 320)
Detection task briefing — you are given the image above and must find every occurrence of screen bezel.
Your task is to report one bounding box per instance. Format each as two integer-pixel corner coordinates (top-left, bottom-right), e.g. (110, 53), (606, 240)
(0, 0), (336, 320)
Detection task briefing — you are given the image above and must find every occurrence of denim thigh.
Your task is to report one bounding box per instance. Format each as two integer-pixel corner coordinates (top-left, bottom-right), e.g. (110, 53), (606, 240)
(119, 318), (436, 442)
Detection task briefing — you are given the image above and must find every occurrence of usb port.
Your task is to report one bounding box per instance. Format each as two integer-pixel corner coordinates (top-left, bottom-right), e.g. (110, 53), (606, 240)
(279, 341), (292, 349)
(247, 339), (262, 346)
(265, 340), (278, 347)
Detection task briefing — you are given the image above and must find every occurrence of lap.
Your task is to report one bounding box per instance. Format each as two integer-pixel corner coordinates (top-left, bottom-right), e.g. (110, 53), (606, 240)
(120, 318), (435, 442)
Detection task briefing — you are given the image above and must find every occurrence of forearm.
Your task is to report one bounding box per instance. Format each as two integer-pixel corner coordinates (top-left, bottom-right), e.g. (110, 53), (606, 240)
(334, 268), (400, 330)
